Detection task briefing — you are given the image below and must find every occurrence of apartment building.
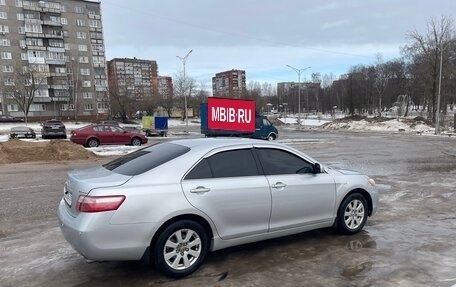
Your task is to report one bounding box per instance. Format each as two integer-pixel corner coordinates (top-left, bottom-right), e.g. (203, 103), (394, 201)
(107, 57), (158, 100)
(212, 69), (246, 98)
(0, 0), (108, 120)
(157, 75), (172, 99)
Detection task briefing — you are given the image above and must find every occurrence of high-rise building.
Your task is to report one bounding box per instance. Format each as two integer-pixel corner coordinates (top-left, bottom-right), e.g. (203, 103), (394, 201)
(212, 69), (246, 98)
(0, 0), (108, 120)
(107, 57), (158, 103)
(157, 75), (173, 99)
(107, 57), (159, 119)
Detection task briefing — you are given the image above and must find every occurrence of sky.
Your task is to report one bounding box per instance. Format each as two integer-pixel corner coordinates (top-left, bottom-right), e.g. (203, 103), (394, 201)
(101, 0), (456, 88)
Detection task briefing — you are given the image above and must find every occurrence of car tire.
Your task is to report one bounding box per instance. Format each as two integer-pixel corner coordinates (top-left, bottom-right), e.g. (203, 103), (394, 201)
(153, 220), (208, 278)
(131, 137), (142, 146)
(336, 193), (368, 235)
(267, 134), (276, 141)
(87, 138), (99, 148)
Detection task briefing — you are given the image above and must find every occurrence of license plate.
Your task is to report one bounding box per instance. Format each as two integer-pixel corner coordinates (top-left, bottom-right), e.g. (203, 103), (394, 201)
(51, 125), (59, 129)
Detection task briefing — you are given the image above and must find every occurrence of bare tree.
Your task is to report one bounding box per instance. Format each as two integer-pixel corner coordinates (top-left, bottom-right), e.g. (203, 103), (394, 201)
(404, 16), (455, 122)
(173, 71), (196, 120)
(374, 54), (389, 115)
(3, 61), (47, 125)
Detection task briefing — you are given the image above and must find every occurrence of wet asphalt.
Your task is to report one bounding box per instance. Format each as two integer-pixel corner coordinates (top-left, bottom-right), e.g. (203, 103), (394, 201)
(0, 128), (455, 287)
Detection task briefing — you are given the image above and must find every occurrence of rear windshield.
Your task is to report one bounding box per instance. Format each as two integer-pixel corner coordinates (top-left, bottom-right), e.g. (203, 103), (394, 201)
(103, 142), (190, 176)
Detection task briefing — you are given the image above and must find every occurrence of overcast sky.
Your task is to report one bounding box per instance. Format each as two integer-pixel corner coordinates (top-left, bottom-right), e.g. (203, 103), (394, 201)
(101, 0), (456, 87)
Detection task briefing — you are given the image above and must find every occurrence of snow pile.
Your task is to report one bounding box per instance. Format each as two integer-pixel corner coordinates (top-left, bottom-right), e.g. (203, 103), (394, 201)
(278, 117), (330, 126)
(322, 117), (434, 133)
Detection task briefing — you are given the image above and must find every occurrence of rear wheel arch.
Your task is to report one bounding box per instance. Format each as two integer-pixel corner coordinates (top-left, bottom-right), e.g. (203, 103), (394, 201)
(86, 137), (99, 147)
(150, 214), (214, 257)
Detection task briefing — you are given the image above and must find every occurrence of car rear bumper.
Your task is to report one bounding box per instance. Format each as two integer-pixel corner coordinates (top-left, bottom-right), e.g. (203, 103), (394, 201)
(57, 199), (154, 261)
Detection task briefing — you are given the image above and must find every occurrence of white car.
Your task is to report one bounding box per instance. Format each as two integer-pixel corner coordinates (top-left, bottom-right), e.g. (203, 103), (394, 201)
(58, 138), (378, 278)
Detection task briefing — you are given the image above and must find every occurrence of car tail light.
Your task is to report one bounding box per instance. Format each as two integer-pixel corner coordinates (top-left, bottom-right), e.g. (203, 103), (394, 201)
(76, 195), (126, 213)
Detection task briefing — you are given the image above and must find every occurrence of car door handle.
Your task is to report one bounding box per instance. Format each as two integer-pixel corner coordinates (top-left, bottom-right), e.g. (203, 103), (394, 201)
(190, 186), (211, 193)
(272, 182), (287, 189)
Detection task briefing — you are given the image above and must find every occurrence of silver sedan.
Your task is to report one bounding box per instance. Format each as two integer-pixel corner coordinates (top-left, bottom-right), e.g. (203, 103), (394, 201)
(57, 138), (378, 278)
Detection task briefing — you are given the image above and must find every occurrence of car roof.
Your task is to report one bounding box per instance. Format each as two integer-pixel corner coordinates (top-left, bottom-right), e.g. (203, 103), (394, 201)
(169, 137), (282, 151)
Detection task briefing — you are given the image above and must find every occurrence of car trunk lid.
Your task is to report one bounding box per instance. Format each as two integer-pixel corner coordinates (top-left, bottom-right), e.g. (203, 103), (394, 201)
(63, 166), (132, 217)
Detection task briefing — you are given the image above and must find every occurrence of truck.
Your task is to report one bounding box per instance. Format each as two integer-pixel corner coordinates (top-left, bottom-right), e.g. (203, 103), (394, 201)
(142, 116), (168, 137)
(200, 101), (279, 140)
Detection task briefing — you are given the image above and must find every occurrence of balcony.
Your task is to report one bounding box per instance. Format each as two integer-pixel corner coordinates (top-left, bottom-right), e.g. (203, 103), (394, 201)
(50, 72), (67, 77)
(23, 4), (61, 13)
(48, 47), (65, 53)
(50, 84), (69, 90)
(25, 32), (45, 38)
(42, 20), (62, 27)
(46, 59), (66, 65)
(44, 33), (63, 39)
(33, 97), (52, 103)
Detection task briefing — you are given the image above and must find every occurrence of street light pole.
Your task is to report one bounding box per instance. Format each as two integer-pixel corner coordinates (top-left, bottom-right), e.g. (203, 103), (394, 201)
(435, 41), (443, 135)
(176, 49), (193, 131)
(286, 65), (311, 129)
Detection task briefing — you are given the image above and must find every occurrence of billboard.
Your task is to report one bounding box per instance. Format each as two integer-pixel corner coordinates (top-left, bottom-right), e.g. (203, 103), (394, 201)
(207, 97), (255, 132)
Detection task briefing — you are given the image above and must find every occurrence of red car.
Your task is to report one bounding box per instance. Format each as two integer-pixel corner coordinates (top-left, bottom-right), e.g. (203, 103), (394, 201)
(70, 124), (148, 148)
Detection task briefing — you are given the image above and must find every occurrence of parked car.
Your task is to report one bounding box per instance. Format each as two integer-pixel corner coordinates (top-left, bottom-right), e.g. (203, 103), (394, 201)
(9, 126), (36, 139)
(41, 120), (67, 139)
(70, 124), (148, 147)
(57, 138), (378, 278)
(0, 115), (24, 122)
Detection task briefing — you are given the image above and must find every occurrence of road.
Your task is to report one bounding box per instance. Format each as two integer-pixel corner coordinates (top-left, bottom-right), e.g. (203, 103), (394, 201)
(1, 128), (456, 287)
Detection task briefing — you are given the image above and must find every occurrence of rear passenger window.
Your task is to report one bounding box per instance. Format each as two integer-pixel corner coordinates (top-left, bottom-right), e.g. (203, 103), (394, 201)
(208, 149), (259, 178)
(185, 159), (212, 180)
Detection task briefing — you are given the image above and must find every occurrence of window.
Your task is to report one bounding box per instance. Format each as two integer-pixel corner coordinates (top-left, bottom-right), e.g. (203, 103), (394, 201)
(0, 38), (10, 46)
(24, 23), (42, 33)
(64, 43), (70, 50)
(79, 56), (88, 63)
(48, 39), (63, 47)
(74, 6), (84, 13)
(1, 52), (12, 59)
(92, 56), (105, 64)
(60, 17), (67, 25)
(5, 78), (15, 85)
(185, 159), (213, 180)
(21, 52), (27, 60)
(7, 104), (19, 112)
(89, 19), (100, 28)
(19, 39), (26, 48)
(26, 38), (43, 46)
(209, 149), (259, 178)
(2, 65), (13, 72)
(82, 80), (91, 87)
(0, 12), (7, 19)
(17, 13), (25, 20)
(78, 44), (87, 51)
(16, 0), (22, 7)
(97, 102), (109, 110)
(0, 25), (9, 33)
(256, 148), (315, 175)
(55, 67), (66, 74)
(82, 92), (92, 99)
(76, 19), (85, 26)
(76, 31), (86, 39)
(30, 104), (46, 112)
(84, 103), (93, 110)
(0, 0), (5, 5)
(18, 26), (25, 34)
(63, 30), (68, 37)
(103, 143), (190, 176)
(80, 68), (90, 75)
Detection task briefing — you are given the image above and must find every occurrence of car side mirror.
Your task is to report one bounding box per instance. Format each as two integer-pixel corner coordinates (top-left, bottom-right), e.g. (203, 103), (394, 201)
(313, 163), (321, 174)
